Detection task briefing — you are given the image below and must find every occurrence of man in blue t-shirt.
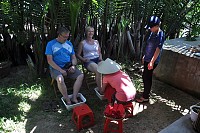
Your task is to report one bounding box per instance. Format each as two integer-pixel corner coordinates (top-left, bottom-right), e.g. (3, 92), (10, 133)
(45, 27), (84, 105)
(136, 16), (165, 103)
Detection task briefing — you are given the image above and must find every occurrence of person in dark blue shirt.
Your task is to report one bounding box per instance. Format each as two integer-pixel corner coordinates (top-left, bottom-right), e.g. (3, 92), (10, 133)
(136, 16), (165, 103)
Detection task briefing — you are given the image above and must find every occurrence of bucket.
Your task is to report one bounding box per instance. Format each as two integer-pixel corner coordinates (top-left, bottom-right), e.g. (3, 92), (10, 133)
(193, 111), (200, 132)
(190, 105), (200, 122)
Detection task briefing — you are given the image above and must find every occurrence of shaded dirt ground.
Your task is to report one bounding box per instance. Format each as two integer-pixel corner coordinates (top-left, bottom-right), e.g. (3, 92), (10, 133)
(1, 66), (200, 133)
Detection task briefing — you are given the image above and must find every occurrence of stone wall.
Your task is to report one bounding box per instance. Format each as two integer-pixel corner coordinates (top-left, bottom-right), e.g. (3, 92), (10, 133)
(154, 37), (200, 98)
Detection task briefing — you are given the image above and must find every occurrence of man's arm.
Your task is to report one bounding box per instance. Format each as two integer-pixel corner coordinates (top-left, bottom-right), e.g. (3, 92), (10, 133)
(148, 47), (161, 70)
(97, 40), (103, 61)
(76, 41), (84, 61)
(151, 48), (161, 63)
(46, 55), (66, 74)
(71, 54), (77, 66)
(65, 54), (77, 74)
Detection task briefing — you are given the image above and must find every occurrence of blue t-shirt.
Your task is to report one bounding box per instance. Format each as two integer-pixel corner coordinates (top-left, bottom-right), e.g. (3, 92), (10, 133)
(144, 30), (165, 64)
(45, 39), (75, 68)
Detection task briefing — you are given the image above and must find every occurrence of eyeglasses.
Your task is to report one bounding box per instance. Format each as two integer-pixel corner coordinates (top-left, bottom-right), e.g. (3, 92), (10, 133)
(60, 34), (69, 39)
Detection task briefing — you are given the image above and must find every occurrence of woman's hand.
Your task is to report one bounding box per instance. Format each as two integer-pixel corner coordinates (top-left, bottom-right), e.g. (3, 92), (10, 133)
(83, 58), (90, 62)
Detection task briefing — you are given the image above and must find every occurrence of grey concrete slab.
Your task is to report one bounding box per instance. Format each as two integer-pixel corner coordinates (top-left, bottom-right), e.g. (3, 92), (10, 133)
(154, 37), (200, 98)
(159, 114), (197, 133)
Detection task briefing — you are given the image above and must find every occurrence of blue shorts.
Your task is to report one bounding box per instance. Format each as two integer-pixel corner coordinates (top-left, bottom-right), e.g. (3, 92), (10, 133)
(50, 67), (82, 80)
(84, 57), (100, 68)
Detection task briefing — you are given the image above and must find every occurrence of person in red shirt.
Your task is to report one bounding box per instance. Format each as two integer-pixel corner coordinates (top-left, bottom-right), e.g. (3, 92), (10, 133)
(97, 58), (136, 105)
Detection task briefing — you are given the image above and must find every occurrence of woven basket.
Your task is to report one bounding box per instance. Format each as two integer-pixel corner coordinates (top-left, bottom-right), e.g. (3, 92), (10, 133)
(0, 61), (12, 79)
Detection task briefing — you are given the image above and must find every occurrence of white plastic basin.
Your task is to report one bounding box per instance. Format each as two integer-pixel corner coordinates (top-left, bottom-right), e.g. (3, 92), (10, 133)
(94, 87), (105, 100)
(61, 93), (86, 111)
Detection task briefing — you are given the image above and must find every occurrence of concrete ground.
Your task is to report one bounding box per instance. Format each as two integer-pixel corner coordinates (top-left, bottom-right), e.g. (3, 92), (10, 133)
(159, 114), (197, 133)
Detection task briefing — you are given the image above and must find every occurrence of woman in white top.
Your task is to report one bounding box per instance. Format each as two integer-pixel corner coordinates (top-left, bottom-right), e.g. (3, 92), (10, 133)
(77, 26), (102, 89)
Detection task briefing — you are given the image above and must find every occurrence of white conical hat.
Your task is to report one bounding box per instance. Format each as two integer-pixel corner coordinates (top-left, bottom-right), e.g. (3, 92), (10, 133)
(97, 58), (121, 74)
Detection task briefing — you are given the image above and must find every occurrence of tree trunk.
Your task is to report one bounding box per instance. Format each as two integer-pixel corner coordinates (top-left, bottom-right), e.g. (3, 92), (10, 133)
(101, 0), (109, 58)
(126, 29), (135, 58)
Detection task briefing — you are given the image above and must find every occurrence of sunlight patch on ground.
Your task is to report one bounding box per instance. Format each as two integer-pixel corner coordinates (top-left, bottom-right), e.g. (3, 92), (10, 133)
(85, 128), (95, 133)
(133, 92), (190, 116)
(28, 89), (42, 101)
(57, 109), (63, 113)
(0, 118), (26, 133)
(18, 101), (31, 113)
(150, 92), (190, 115)
(8, 83), (42, 101)
(0, 83), (42, 132)
(73, 128), (94, 133)
(70, 128), (75, 132)
(132, 101), (148, 115)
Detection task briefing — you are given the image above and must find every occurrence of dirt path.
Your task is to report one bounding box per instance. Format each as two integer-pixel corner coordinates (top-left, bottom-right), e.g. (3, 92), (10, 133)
(1, 66), (199, 133)
(25, 79), (199, 133)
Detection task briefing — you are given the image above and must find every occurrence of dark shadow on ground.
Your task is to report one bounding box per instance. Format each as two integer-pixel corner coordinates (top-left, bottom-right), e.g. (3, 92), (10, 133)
(0, 66), (41, 123)
(1, 65), (199, 133)
(24, 65), (108, 133)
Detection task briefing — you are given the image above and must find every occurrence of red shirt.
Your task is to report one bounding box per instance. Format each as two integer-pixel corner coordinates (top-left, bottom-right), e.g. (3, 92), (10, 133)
(103, 70), (136, 102)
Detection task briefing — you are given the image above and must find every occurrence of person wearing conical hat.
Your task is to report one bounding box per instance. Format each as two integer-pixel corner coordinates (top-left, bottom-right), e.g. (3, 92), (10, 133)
(97, 58), (136, 104)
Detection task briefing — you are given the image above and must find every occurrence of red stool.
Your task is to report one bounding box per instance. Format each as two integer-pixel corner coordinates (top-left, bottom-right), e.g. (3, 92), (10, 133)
(123, 102), (134, 118)
(72, 104), (94, 131)
(104, 116), (123, 133)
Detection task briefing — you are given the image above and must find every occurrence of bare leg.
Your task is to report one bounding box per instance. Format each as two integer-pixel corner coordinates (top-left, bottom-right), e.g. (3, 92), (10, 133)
(95, 71), (102, 89)
(56, 75), (71, 104)
(87, 63), (102, 89)
(72, 73), (84, 103)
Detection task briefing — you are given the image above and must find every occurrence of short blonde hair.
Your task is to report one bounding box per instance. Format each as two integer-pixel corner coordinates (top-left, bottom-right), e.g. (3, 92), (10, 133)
(85, 26), (94, 33)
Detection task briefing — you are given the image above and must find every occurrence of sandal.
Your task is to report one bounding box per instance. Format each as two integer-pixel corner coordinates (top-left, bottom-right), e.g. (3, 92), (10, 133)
(136, 97), (149, 103)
